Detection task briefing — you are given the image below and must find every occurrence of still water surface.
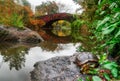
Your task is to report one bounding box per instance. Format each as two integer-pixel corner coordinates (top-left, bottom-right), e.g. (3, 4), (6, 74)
(0, 41), (80, 81)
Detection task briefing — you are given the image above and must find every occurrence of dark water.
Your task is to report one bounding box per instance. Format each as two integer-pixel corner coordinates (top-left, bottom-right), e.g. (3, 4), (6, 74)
(0, 42), (80, 81)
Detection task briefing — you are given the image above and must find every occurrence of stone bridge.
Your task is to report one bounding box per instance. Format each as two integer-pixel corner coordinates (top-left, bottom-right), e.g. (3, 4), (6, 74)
(35, 13), (75, 43)
(36, 13), (74, 26)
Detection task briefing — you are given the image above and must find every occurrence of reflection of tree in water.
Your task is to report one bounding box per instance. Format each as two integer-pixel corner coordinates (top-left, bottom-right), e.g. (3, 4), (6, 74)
(40, 41), (58, 51)
(52, 20), (71, 37)
(40, 41), (64, 52)
(0, 43), (29, 70)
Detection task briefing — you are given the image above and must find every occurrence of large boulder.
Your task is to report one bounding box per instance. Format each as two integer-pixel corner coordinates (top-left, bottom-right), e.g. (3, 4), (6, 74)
(30, 53), (90, 81)
(0, 25), (43, 43)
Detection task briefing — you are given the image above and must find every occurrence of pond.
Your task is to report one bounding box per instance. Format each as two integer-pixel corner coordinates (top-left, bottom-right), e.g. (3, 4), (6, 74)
(0, 41), (80, 81)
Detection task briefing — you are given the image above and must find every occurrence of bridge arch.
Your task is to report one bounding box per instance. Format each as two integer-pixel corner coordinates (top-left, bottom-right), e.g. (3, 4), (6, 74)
(35, 13), (75, 43)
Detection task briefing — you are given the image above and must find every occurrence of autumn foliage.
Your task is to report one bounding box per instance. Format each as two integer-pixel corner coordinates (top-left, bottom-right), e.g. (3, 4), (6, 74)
(0, 0), (24, 27)
(0, 0), (45, 29)
(29, 19), (45, 26)
(0, 0), (72, 43)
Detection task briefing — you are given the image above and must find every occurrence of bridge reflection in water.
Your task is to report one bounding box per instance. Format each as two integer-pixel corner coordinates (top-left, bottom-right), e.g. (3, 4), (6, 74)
(0, 13), (78, 81)
(31, 13), (74, 43)
(0, 41), (80, 81)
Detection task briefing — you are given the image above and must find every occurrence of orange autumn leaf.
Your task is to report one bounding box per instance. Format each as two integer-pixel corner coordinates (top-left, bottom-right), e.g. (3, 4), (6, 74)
(30, 19), (45, 26)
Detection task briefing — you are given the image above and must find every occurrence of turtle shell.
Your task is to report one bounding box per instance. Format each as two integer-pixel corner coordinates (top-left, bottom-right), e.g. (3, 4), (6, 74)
(75, 53), (98, 66)
(75, 53), (99, 74)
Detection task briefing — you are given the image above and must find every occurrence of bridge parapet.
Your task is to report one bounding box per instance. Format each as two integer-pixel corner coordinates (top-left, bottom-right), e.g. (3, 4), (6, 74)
(36, 13), (74, 24)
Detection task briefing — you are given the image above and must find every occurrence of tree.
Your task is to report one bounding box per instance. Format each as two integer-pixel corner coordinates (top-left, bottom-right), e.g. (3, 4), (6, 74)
(15, 0), (31, 7)
(35, 1), (58, 16)
(57, 2), (70, 13)
(35, 1), (70, 16)
(0, 0), (34, 28)
(21, 0), (31, 7)
(0, 44), (28, 70)
(73, 0), (98, 21)
(0, 0), (24, 27)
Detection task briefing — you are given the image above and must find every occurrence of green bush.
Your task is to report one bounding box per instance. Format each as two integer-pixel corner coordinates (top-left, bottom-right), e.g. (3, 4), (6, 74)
(10, 13), (24, 29)
(74, 0), (120, 80)
(0, 0), (25, 29)
(94, 0), (120, 56)
(71, 18), (84, 41)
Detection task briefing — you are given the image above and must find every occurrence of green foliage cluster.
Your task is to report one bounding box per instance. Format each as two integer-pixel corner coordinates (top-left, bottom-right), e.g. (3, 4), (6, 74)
(0, 0), (33, 29)
(35, 1), (58, 16)
(78, 54), (120, 81)
(71, 17), (84, 41)
(21, 0), (31, 7)
(98, 54), (119, 80)
(9, 13), (24, 29)
(0, 0), (25, 28)
(95, 0), (120, 54)
(75, 0), (120, 59)
(52, 20), (71, 36)
(73, 0), (120, 80)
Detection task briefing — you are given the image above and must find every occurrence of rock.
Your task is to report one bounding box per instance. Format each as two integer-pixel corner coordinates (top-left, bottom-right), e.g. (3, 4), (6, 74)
(30, 52), (93, 81)
(0, 25), (43, 43)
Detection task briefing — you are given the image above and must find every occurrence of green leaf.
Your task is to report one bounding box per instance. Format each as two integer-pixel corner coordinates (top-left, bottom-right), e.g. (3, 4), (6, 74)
(109, 2), (117, 9)
(78, 78), (84, 81)
(111, 68), (118, 77)
(99, 53), (107, 64)
(86, 77), (91, 81)
(114, 12), (120, 18)
(98, 0), (107, 7)
(100, 11), (106, 15)
(103, 61), (118, 70)
(102, 24), (116, 35)
(106, 39), (118, 45)
(115, 29), (120, 38)
(97, 17), (110, 29)
(103, 73), (110, 81)
(92, 76), (102, 81)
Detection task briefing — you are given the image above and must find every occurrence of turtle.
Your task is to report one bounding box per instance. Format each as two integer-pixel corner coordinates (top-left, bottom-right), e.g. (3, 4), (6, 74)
(74, 52), (99, 74)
